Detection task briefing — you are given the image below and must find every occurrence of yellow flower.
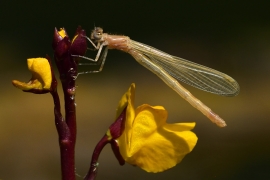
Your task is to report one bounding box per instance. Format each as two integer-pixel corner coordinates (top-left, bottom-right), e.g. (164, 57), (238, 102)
(114, 83), (198, 173)
(12, 58), (52, 91)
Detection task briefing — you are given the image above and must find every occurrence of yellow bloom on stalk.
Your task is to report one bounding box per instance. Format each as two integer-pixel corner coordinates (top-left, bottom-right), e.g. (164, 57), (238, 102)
(114, 83), (198, 173)
(12, 58), (52, 90)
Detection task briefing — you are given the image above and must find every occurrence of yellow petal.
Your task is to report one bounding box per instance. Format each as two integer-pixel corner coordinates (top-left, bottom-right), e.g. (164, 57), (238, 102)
(12, 58), (52, 91)
(126, 126), (197, 172)
(58, 28), (67, 38)
(27, 58), (52, 90)
(164, 122), (196, 132)
(126, 105), (168, 157)
(12, 79), (42, 90)
(119, 104), (198, 173)
(115, 83), (135, 119)
(116, 83), (136, 159)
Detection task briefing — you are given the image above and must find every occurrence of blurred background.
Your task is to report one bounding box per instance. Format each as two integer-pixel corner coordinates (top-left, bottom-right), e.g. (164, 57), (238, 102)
(1, 0), (270, 179)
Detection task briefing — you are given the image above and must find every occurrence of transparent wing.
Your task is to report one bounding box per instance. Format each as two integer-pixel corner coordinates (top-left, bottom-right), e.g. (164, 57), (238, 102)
(130, 40), (240, 96)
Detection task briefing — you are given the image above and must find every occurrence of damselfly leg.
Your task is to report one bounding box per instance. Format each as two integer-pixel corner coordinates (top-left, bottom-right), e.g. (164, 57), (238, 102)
(71, 36), (108, 75)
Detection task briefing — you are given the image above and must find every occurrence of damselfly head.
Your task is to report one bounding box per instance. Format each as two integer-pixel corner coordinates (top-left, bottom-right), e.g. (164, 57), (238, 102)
(91, 27), (103, 41)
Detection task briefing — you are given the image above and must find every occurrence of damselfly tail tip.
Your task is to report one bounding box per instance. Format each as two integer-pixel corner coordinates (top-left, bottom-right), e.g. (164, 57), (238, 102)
(208, 110), (227, 127)
(216, 120), (227, 128)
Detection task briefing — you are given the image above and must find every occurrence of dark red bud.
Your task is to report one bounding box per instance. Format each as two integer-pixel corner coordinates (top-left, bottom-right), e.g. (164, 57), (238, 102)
(109, 106), (127, 139)
(52, 28), (70, 50)
(70, 26), (87, 56)
(53, 37), (71, 60)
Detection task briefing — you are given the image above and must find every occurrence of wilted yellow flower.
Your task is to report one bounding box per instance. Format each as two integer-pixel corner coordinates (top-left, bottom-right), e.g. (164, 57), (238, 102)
(114, 83), (198, 173)
(12, 58), (52, 91)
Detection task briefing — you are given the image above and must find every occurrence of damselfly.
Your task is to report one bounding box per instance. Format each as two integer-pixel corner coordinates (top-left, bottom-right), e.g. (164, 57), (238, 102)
(73, 27), (240, 127)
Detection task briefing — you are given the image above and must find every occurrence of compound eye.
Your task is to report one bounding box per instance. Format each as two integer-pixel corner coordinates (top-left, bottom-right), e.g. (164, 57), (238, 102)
(94, 32), (101, 40)
(92, 27), (103, 41)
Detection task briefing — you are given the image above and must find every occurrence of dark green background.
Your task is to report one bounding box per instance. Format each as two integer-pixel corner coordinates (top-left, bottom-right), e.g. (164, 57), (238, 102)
(1, 0), (270, 179)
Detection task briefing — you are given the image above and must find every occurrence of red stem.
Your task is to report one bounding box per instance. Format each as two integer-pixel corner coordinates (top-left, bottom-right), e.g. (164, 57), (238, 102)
(51, 88), (76, 180)
(61, 84), (77, 180)
(84, 135), (109, 180)
(49, 57), (77, 180)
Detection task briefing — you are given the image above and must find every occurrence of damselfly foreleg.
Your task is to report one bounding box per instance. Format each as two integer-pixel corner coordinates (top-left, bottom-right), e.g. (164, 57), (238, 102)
(77, 46), (109, 75)
(71, 34), (106, 63)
